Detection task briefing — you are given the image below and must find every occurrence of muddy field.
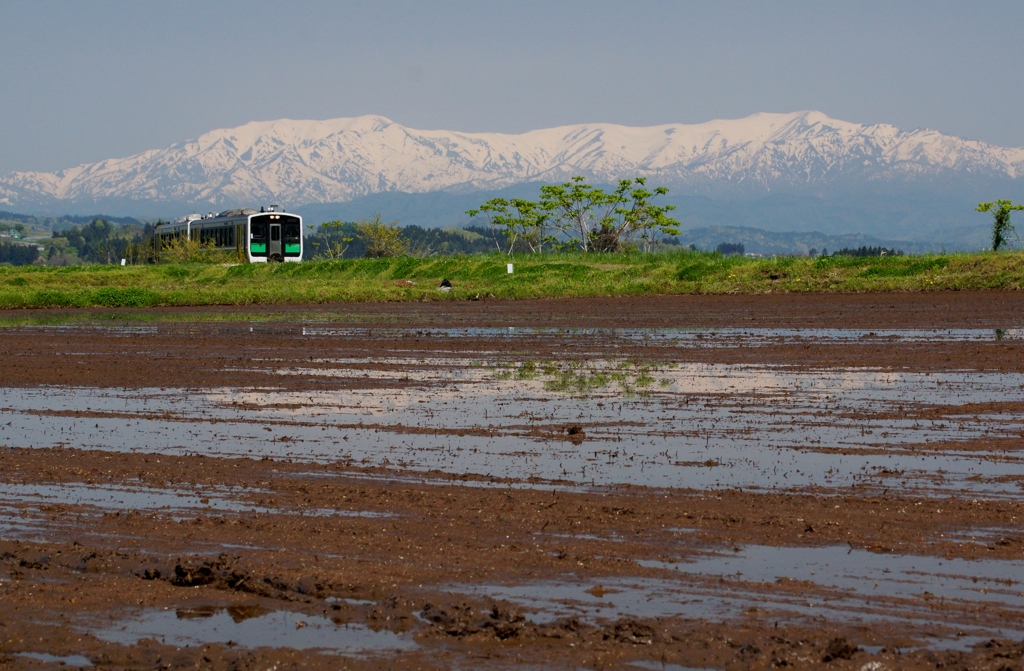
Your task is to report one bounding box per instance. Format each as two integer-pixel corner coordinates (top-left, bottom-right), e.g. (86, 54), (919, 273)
(2, 292), (1024, 670)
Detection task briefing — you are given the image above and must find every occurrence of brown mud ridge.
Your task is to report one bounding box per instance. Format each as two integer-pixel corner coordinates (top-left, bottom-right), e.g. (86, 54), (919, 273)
(2, 293), (1024, 670)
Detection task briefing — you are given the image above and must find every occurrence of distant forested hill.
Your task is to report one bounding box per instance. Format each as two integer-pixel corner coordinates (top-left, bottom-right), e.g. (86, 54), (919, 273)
(0, 210), (145, 231)
(674, 226), (986, 256)
(304, 223), (500, 259)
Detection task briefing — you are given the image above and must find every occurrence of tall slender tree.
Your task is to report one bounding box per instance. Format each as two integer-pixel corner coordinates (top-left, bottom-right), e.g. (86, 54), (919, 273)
(977, 200), (1024, 251)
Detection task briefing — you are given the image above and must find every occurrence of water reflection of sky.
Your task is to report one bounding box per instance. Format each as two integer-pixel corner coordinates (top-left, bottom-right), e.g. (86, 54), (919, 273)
(3, 352), (1023, 497)
(459, 543), (1024, 650)
(93, 607), (415, 654)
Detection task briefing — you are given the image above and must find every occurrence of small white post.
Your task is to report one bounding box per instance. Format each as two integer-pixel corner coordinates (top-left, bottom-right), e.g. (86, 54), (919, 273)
(120, 259), (126, 266)
(507, 263), (514, 274)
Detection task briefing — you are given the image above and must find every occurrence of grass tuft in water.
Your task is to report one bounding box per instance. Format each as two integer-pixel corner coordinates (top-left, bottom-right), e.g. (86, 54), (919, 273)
(491, 359), (665, 397)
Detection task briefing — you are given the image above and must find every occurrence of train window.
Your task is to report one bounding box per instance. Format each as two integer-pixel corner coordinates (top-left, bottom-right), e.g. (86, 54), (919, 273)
(270, 226), (281, 241)
(250, 220), (268, 256)
(283, 220), (301, 256)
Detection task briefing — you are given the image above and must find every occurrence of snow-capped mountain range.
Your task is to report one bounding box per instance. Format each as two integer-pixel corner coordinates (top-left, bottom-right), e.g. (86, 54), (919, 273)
(1, 110), (1022, 212)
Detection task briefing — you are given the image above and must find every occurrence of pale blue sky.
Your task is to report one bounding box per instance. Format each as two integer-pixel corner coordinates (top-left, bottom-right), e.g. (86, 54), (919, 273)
(1, 0), (1022, 174)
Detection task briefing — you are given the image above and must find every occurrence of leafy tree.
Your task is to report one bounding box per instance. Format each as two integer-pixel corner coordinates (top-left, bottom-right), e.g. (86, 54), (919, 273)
(0, 241), (40, 265)
(53, 219), (125, 263)
(304, 222), (498, 259)
(977, 200), (1024, 251)
(353, 213), (407, 258)
(716, 242), (745, 256)
(538, 177), (618, 252)
(469, 176), (679, 253)
(50, 218), (157, 265)
(832, 245), (902, 257)
(308, 220), (354, 259)
(466, 198), (553, 254)
(603, 178), (680, 252)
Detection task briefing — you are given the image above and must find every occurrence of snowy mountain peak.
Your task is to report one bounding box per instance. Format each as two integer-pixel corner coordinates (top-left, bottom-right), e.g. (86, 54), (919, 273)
(1, 111), (1022, 210)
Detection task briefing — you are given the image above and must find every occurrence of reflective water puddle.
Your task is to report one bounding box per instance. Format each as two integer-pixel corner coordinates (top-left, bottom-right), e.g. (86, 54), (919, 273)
(455, 544), (1024, 649)
(936, 526), (1022, 546)
(650, 544), (1024, 607)
(3, 356), (1024, 497)
(92, 606), (415, 655)
(15, 652), (93, 667)
(10, 320), (1021, 341)
(0, 482), (389, 519)
(628, 663), (717, 671)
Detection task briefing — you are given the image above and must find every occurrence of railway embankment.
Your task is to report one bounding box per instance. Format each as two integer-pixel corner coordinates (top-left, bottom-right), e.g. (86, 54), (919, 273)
(2, 249), (1024, 309)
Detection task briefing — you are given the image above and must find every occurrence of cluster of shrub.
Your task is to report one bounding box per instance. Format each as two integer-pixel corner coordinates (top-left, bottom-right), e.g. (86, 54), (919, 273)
(831, 246), (903, 257)
(304, 218), (511, 260)
(713, 244), (904, 258)
(0, 241), (40, 265)
(47, 219), (156, 265)
(0, 221), (38, 265)
(715, 242), (745, 256)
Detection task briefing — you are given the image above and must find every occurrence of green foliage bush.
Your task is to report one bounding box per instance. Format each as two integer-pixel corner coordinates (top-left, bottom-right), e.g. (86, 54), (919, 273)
(31, 290), (79, 307)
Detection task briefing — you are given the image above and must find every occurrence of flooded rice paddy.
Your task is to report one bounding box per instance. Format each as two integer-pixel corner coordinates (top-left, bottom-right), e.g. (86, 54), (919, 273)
(2, 294), (1024, 670)
(3, 353), (1024, 496)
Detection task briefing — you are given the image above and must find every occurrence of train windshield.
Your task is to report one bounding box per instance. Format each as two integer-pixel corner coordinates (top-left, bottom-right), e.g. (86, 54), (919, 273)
(250, 220), (268, 256)
(249, 214), (301, 258)
(282, 217), (301, 256)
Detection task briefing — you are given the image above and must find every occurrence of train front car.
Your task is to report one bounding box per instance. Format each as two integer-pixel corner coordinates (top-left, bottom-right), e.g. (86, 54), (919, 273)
(248, 210), (302, 263)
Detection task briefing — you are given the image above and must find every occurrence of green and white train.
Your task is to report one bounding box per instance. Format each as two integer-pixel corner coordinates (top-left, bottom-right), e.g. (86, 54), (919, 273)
(154, 206), (302, 263)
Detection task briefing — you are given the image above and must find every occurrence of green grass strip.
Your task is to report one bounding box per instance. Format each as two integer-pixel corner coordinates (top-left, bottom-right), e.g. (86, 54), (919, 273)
(2, 250), (1024, 310)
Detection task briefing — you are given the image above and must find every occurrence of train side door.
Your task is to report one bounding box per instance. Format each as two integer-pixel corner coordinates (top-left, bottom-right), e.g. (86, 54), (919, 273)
(269, 223), (282, 260)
